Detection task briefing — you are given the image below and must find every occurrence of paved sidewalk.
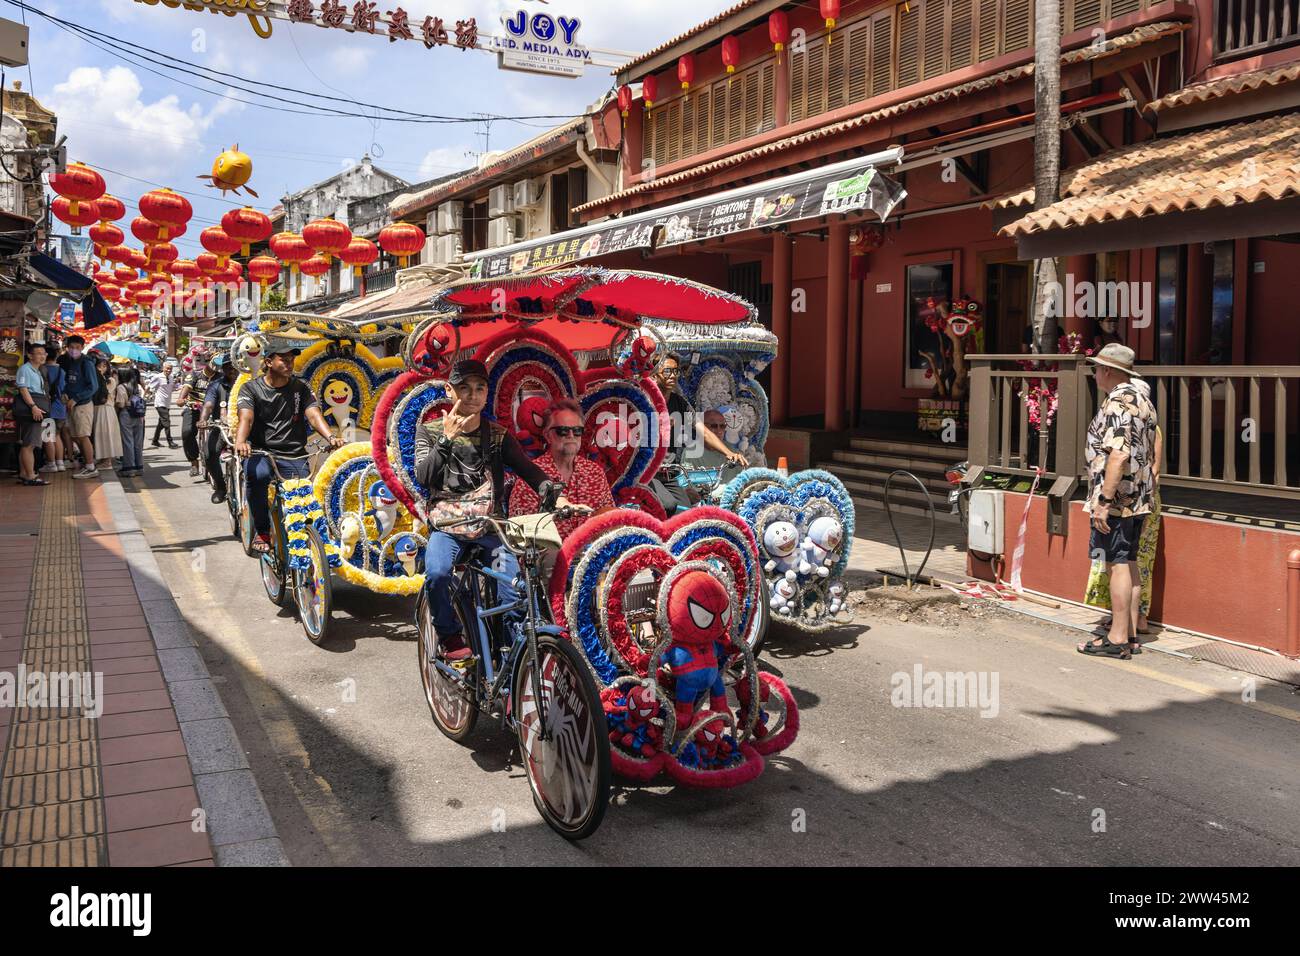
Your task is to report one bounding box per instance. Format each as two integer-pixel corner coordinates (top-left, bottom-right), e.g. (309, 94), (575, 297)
(0, 469), (284, 866)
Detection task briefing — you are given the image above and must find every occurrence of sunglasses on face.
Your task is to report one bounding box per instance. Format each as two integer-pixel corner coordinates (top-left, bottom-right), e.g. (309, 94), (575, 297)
(549, 425), (583, 437)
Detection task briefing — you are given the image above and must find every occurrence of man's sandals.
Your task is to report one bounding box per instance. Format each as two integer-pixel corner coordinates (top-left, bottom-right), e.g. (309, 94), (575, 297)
(1076, 636), (1132, 660)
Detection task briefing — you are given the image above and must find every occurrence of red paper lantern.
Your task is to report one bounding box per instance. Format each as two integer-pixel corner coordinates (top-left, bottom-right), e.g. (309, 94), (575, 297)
(376, 222), (424, 267)
(721, 36), (740, 74)
(130, 216), (168, 248)
(146, 241), (179, 269)
(221, 206), (273, 257)
(195, 252), (223, 276)
(641, 74), (658, 110)
(113, 264), (137, 284)
(89, 223), (124, 258)
(617, 84), (633, 118)
(199, 226), (241, 266)
(677, 54), (695, 92)
(97, 282), (121, 303)
(246, 255), (282, 290)
(269, 231), (312, 274)
(298, 255), (330, 279)
(171, 259), (201, 282)
(49, 162), (105, 217)
(138, 188), (193, 240)
(53, 196), (99, 232)
(821, 0), (841, 29)
(339, 236), (378, 277)
(95, 195), (126, 225)
(769, 11), (790, 57)
(302, 217), (352, 263)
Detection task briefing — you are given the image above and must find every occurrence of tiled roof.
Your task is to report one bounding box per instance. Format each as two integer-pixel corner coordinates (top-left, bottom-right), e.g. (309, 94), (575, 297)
(618, 0), (766, 76)
(578, 22), (1187, 215)
(389, 118), (585, 219)
(1150, 62), (1300, 112)
(997, 111), (1300, 237)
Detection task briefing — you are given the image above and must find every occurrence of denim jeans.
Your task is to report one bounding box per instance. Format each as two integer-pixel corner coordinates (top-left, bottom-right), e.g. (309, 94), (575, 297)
(118, 410), (145, 471)
(245, 454), (310, 536)
(423, 531), (521, 638)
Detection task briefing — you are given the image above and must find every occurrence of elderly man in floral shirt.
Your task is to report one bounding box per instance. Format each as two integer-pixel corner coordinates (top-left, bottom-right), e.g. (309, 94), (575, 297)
(1077, 344), (1157, 660)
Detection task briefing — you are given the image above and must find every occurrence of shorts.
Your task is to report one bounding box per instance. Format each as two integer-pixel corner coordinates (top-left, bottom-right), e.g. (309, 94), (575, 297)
(14, 416), (43, 448)
(1089, 514), (1146, 564)
(69, 402), (95, 438)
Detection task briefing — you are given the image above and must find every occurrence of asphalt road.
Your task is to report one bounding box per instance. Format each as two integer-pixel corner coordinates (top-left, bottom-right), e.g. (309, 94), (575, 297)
(121, 437), (1300, 866)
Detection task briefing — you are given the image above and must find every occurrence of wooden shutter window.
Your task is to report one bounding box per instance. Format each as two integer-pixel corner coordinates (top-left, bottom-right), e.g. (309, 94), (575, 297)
(1069, 0), (1103, 30)
(827, 30), (848, 111)
(759, 62), (776, 133)
(922, 0), (947, 80)
(976, 0), (999, 61)
(950, 0), (974, 68)
(871, 12), (894, 95)
(711, 82), (728, 147)
(680, 95), (694, 158)
(898, 1), (922, 87)
(846, 20), (870, 102)
(652, 106), (668, 167)
(1109, 0), (1141, 16)
(1004, 0), (1032, 52)
(695, 88), (711, 153)
(806, 38), (828, 117)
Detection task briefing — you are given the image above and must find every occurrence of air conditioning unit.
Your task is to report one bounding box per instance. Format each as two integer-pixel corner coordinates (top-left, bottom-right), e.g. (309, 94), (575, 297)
(436, 201), (463, 235)
(422, 236), (437, 264)
(487, 217), (515, 249)
(513, 178), (542, 209)
(436, 233), (463, 263)
(488, 184), (514, 218)
(425, 211), (438, 237)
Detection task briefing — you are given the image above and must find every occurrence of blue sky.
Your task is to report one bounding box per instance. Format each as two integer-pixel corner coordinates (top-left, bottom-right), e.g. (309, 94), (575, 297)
(14, 0), (717, 261)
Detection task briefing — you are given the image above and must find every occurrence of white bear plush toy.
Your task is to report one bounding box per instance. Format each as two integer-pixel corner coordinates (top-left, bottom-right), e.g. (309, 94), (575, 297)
(770, 577), (797, 615)
(827, 582), (846, 615)
(800, 515), (844, 578)
(762, 520), (802, 581)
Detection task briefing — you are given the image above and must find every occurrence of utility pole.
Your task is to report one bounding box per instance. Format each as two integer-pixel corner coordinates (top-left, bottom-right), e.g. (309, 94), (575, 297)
(1031, 0), (1062, 355)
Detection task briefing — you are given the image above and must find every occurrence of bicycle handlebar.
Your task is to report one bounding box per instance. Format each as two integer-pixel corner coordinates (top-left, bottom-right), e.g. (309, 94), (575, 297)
(431, 506), (592, 554)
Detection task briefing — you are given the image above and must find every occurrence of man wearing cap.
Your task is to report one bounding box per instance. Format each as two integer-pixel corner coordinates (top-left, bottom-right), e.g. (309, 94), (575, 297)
(200, 353), (240, 504)
(178, 351), (214, 477)
(414, 359), (587, 661)
(234, 343), (342, 552)
(1077, 343), (1158, 660)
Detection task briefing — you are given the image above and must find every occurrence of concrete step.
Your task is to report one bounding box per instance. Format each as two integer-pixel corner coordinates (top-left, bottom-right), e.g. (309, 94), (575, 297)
(848, 436), (969, 460)
(818, 461), (953, 495)
(830, 448), (965, 475)
(836, 477), (963, 524)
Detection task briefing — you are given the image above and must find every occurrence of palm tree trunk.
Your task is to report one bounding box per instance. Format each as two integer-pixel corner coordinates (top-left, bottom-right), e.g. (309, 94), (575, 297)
(1031, 0), (1062, 355)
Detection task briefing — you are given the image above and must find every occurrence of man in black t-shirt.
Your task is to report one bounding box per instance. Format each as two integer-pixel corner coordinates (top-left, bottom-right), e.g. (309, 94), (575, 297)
(234, 343), (341, 552)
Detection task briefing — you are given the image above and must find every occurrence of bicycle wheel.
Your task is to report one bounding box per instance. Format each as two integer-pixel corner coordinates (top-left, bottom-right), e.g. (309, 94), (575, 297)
(415, 589), (478, 742)
(238, 479), (256, 556)
(295, 526), (333, 645)
(514, 635), (610, 841)
(261, 508), (287, 607)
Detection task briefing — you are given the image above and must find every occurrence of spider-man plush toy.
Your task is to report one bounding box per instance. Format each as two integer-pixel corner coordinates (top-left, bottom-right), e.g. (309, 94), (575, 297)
(609, 682), (663, 757)
(513, 396), (550, 458)
(662, 570), (733, 730)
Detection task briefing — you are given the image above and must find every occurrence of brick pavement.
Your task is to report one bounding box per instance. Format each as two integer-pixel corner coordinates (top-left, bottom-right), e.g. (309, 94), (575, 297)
(0, 472), (215, 867)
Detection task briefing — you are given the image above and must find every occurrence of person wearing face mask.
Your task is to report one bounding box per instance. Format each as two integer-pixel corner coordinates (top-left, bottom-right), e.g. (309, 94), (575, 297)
(57, 335), (100, 479)
(90, 351), (122, 469)
(508, 398), (613, 541)
(414, 360), (587, 662)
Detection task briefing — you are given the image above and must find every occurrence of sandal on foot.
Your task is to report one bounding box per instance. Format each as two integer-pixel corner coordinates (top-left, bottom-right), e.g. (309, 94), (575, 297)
(1077, 636), (1131, 659)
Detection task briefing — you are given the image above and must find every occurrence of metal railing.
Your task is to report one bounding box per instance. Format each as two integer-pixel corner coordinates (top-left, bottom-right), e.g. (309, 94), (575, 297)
(968, 354), (1300, 500)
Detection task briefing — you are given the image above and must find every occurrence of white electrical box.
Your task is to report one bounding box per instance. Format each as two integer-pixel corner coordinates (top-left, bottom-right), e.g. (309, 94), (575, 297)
(0, 19), (29, 68)
(968, 489), (1004, 554)
(488, 184), (514, 218)
(512, 178), (542, 209)
(436, 201), (463, 235)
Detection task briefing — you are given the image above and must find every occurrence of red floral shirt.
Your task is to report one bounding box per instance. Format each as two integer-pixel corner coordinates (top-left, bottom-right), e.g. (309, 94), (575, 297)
(508, 452), (613, 540)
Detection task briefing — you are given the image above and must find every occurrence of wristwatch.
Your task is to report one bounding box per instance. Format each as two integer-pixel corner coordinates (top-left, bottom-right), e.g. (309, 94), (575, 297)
(1096, 492), (1114, 506)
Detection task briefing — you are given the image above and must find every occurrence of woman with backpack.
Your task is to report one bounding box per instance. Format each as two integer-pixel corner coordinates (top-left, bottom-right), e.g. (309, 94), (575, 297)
(91, 352), (122, 469)
(114, 362), (147, 477)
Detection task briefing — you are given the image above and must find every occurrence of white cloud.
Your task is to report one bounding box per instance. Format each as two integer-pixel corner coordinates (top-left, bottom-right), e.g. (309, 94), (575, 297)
(44, 65), (244, 192)
(418, 146), (475, 178)
(327, 45), (376, 76)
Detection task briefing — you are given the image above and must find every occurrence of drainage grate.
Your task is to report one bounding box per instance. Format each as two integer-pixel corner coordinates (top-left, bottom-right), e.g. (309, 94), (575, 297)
(1181, 641), (1300, 687)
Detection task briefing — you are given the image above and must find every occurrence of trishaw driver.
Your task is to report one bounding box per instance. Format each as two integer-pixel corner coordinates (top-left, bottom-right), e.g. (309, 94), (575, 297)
(234, 342), (343, 553)
(650, 352), (746, 514)
(415, 359), (587, 662)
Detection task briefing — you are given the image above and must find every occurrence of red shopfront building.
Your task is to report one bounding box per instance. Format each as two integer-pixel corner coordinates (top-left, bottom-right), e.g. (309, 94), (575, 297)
(472, 0), (1300, 654)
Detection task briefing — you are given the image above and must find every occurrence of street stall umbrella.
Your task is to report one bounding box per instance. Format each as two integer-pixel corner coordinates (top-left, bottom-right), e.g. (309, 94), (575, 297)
(246, 254), (281, 290)
(95, 194), (126, 226)
(376, 221), (423, 267)
(93, 340), (163, 365)
(339, 236), (378, 277)
(26, 251), (116, 330)
(269, 231), (311, 274)
(221, 206), (272, 257)
(200, 226), (241, 267)
(303, 217), (351, 264)
(139, 188), (193, 241)
(49, 162), (105, 217)
(89, 222), (124, 259)
(53, 196), (99, 234)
